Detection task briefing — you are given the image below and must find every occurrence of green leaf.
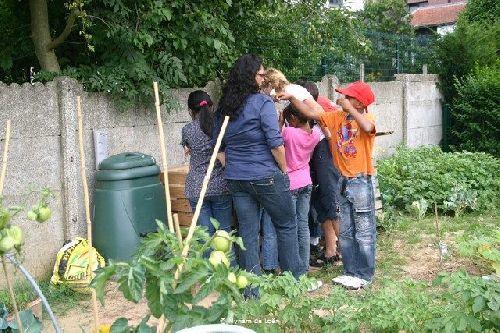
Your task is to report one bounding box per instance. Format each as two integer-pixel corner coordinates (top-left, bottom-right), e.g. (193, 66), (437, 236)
(145, 276), (162, 318)
(174, 268), (209, 294)
(110, 318), (130, 333)
(472, 296), (485, 313)
(210, 217), (220, 230)
(9, 309), (42, 333)
(192, 279), (217, 304)
(118, 264), (146, 303)
(91, 264), (118, 304)
(233, 237), (246, 251)
(136, 315), (153, 333)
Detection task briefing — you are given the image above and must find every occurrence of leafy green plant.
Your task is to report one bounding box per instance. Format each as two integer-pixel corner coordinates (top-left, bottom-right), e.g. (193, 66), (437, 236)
(0, 303), (42, 333)
(377, 146), (500, 214)
(0, 188), (55, 333)
(408, 198), (429, 220)
(231, 272), (324, 332)
(92, 220), (252, 332)
(456, 228), (500, 275)
(428, 271), (500, 332)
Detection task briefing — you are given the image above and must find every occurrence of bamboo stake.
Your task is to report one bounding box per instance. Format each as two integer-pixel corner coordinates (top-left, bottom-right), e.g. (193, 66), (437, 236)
(0, 120), (11, 192)
(152, 82), (174, 234)
(76, 96), (100, 332)
(157, 116), (230, 333)
(173, 213), (183, 245)
(0, 120), (23, 333)
(2, 257), (23, 332)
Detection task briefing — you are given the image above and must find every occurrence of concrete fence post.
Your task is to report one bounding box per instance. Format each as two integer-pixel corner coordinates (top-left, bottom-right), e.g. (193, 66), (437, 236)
(56, 77), (85, 240)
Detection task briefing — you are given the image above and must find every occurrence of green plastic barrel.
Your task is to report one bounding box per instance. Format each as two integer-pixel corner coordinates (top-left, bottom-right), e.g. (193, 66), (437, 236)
(92, 152), (167, 261)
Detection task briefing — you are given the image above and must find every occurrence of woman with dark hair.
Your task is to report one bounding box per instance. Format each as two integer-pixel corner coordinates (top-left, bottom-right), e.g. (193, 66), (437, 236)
(213, 54), (304, 286)
(182, 90), (232, 236)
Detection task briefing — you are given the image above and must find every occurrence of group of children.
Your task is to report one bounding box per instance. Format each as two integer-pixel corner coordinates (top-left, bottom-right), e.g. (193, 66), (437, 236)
(182, 66), (377, 291)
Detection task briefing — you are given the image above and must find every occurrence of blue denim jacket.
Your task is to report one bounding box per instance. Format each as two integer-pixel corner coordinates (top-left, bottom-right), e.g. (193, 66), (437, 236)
(213, 93), (283, 180)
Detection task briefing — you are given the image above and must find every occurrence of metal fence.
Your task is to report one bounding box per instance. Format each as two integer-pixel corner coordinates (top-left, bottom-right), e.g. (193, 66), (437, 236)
(248, 30), (438, 83)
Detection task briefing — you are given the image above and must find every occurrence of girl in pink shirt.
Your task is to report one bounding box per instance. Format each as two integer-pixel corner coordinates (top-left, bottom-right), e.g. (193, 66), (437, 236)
(281, 104), (320, 273)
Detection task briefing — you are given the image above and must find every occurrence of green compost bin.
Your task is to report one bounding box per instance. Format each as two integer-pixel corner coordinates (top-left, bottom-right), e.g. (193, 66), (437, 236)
(92, 152), (167, 261)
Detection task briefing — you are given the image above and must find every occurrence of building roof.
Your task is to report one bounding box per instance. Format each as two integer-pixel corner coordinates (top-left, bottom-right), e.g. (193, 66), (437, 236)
(411, 3), (466, 27)
(407, 0), (427, 4)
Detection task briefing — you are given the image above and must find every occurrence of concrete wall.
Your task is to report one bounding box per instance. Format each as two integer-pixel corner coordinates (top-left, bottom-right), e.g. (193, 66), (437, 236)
(0, 74), (442, 282)
(395, 74), (443, 148)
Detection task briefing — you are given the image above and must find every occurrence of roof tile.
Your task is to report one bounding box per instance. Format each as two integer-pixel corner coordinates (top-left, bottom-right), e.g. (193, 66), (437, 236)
(411, 3), (466, 27)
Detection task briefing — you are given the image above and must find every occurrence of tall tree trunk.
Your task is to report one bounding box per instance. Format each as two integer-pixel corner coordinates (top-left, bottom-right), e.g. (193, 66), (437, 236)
(29, 0), (61, 72)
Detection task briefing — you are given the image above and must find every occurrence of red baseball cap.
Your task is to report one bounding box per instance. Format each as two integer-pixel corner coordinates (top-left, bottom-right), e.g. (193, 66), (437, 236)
(335, 81), (375, 108)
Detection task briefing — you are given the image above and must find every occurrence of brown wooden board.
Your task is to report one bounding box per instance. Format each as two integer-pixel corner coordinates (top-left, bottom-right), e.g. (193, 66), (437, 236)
(176, 212), (194, 227)
(168, 185), (186, 199)
(171, 198), (193, 213)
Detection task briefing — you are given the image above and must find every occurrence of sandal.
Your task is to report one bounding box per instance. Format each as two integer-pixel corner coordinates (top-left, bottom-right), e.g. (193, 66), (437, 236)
(310, 254), (340, 267)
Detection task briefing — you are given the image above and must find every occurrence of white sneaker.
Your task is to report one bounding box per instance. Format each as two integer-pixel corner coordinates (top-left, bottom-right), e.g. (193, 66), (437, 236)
(341, 277), (372, 290)
(340, 276), (363, 290)
(357, 278), (371, 288)
(332, 275), (351, 285)
(307, 280), (323, 292)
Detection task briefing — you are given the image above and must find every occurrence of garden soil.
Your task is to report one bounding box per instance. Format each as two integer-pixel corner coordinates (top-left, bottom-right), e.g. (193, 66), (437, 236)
(42, 282), (218, 332)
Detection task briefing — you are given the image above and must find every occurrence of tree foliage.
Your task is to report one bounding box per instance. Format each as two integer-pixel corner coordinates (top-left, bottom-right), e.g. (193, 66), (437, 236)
(230, 0), (367, 82)
(434, 0), (499, 101)
(0, 0), (439, 107)
(449, 61), (500, 156)
(460, 0), (500, 25)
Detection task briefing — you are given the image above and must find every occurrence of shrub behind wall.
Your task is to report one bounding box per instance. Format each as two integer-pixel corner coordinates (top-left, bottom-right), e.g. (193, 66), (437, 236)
(449, 61), (500, 157)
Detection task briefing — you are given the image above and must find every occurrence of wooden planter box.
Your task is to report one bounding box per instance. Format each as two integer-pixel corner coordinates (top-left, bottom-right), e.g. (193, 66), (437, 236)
(160, 165), (193, 227)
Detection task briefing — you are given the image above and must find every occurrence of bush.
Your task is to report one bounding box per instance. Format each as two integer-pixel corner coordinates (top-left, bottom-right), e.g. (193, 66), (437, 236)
(450, 61), (500, 156)
(377, 146), (500, 214)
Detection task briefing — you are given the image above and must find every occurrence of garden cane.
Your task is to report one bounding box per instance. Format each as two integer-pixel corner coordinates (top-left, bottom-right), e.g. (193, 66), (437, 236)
(0, 119), (24, 333)
(76, 96), (100, 332)
(153, 82), (175, 235)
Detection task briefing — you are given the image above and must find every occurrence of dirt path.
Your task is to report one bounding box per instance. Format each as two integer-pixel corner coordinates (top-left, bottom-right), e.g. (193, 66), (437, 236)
(43, 283), (153, 332)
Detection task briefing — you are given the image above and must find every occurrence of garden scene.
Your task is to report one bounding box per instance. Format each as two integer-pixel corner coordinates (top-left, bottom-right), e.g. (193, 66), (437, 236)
(0, 0), (499, 332)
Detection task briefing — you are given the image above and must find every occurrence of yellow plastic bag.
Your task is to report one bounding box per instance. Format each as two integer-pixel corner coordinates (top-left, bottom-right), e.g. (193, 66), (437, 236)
(50, 237), (105, 293)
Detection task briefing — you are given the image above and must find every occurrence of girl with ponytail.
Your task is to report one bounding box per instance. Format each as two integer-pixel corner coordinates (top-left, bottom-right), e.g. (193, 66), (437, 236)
(181, 90), (232, 237)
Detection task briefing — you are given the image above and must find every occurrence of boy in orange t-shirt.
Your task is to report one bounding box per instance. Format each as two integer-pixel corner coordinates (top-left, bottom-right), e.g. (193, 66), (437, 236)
(278, 81), (377, 290)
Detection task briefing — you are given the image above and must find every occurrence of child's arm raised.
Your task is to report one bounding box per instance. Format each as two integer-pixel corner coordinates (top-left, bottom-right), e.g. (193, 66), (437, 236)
(337, 98), (375, 133)
(275, 92), (322, 121)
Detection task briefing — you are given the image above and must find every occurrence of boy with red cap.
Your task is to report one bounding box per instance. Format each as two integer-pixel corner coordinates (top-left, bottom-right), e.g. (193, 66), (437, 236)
(278, 81), (377, 289)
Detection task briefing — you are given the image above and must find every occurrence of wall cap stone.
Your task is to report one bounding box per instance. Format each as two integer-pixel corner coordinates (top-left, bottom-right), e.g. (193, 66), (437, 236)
(394, 74), (439, 82)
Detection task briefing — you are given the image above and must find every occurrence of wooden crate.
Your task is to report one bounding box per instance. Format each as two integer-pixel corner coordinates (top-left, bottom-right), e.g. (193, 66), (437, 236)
(160, 165), (194, 227)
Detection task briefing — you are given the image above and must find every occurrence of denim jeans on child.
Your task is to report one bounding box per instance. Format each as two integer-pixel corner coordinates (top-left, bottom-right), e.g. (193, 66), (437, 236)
(338, 175), (376, 281)
(260, 208), (279, 271)
(229, 171), (304, 279)
(291, 185), (312, 273)
(188, 194), (233, 235)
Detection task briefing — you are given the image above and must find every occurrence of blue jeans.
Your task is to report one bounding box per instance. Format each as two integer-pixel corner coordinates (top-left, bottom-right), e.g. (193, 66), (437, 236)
(260, 208), (278, 270)
(291, 185), (312, 273)
(229, 171), (303, 279)
(338, 175), (376, 281)
(188, 194), (233, 235)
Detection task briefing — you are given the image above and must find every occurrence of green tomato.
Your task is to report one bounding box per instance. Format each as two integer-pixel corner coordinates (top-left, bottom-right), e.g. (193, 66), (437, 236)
(6, 226), (24, 246)
(37, 206), (52, 222)
(0, 235), (15, 253)
(228, 272), (237, 284)
(209, 250), (229, 268)
(211, 230), (231, 252)
(27, 210), (38, 221)
(236, 275), (248, 289)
